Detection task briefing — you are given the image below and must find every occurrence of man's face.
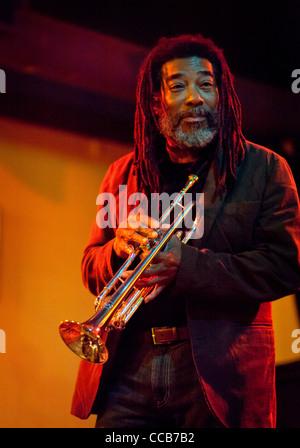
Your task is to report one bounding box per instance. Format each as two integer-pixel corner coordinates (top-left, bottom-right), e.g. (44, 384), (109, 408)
(155, 56), (220, 151)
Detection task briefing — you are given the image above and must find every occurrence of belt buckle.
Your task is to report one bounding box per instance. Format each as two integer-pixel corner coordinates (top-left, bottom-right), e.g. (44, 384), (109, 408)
(151, 326), (178, 345)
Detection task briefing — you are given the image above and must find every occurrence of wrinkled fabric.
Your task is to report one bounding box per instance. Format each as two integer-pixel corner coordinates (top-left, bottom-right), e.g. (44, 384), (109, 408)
(72, 141), (300, 428)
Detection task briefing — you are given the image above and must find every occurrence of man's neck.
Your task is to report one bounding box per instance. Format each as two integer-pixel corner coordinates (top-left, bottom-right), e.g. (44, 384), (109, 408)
(165, 135), (219, 164)
(165, 144), (201, 164)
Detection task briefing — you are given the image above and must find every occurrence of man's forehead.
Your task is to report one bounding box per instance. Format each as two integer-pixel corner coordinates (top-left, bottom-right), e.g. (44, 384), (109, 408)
(161, 56), (215, 80)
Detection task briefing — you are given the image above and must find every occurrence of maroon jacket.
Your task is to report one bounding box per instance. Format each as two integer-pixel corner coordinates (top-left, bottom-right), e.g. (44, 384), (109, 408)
(71, 141), (300, 427)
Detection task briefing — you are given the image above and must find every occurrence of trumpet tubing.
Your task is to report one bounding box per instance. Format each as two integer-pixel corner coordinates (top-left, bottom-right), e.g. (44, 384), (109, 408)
(59, 174), (199, 363)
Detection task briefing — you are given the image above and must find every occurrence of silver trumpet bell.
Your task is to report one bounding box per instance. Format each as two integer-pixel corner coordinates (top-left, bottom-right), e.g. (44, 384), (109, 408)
(59, 174), (199, 363)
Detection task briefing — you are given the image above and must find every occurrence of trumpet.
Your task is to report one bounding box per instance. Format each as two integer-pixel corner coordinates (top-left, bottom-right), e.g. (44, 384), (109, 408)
(59, 174), (199, 363)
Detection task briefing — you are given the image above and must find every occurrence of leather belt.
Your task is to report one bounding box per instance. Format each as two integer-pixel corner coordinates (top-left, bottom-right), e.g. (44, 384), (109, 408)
(139, 326), (190, 345)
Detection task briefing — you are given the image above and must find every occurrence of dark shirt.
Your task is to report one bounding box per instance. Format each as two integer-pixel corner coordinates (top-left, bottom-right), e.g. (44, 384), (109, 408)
(126, 144), (216, 330)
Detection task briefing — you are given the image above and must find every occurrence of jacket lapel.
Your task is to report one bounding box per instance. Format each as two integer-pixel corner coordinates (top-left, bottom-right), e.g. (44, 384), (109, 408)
(199, 163), (227, 247)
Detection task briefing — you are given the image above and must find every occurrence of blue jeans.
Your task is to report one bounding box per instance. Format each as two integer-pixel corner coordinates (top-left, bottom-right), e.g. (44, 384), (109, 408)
(95, 337), (224, 428)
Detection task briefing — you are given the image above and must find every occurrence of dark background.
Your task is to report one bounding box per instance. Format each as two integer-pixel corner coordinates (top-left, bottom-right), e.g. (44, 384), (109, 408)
(1, 0), (299, 148)
(28, 0), (299, 91)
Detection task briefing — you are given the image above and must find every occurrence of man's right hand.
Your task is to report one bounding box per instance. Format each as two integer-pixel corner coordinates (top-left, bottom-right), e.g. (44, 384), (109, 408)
(113, 214), (159, 259)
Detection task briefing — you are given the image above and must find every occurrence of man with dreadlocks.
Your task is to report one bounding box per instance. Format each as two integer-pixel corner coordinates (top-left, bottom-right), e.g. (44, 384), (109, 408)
(71, 35), (300, 428)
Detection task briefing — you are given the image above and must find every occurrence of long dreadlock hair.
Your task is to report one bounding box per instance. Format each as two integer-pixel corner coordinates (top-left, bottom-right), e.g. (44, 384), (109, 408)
(134, 34), (246, 198)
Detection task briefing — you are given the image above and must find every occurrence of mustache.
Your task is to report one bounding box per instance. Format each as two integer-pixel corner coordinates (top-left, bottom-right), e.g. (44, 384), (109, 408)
(174, 108), (219, 128)
(179, 108), (208, 119)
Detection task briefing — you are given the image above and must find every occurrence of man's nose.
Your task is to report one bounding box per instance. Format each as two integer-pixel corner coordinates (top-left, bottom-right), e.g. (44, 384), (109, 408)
(185, 86), (204, 107)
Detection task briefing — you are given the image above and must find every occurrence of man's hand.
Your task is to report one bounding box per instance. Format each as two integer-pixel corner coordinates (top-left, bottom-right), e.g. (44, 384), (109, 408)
(120, 234), (182, 303)
(113, 214), (182, 302)
(113, 214), (159, 259)
(137, 234), (182, 302)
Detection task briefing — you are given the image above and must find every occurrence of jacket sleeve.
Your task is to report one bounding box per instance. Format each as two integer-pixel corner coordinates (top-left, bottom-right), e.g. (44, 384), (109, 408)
(175, 155), (300, 304)
(81, 162), (122, 297)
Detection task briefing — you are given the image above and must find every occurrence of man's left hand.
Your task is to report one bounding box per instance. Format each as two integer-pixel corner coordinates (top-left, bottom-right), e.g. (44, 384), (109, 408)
(121, 234), (182, 302)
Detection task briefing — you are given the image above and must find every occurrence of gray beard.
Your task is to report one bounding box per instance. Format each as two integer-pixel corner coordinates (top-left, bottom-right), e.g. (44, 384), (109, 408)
(157, 108), (219, 149)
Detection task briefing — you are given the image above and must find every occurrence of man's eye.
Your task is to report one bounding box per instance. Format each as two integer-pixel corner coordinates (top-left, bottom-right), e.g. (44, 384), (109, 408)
(169, 84), (184, 91)
(201, 82), (213, 89)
